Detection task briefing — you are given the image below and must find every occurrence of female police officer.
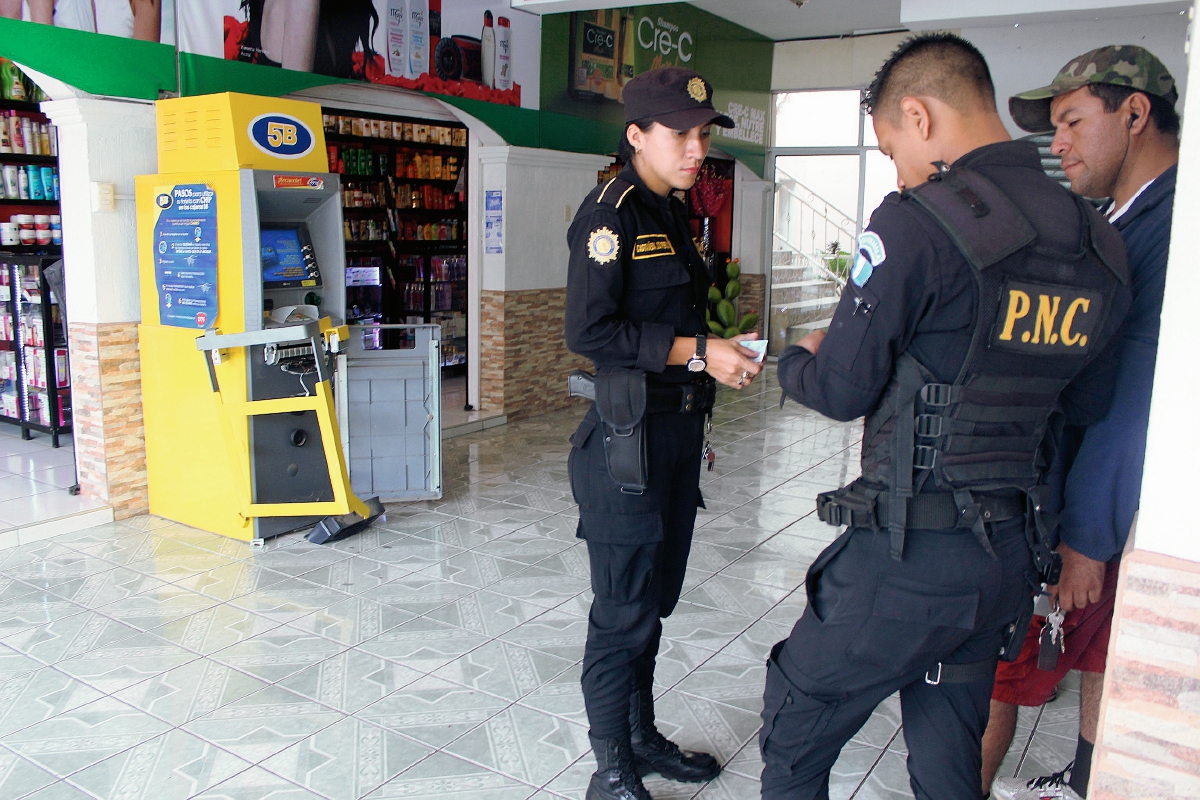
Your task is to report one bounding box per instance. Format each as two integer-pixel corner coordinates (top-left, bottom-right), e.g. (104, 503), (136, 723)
(564, 67), (763, 800)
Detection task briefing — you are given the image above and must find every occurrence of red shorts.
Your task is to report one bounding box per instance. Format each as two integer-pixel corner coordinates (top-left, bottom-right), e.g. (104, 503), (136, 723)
(991, 560), (1120, 706)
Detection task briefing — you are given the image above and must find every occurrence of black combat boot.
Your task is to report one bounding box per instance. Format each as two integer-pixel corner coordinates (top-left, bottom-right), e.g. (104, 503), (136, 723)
(586, 733), (653, 800)
(629, 687), (721, 783)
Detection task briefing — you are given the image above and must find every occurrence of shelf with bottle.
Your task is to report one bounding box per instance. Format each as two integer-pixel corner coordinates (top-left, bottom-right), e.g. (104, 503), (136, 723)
(344, 215), (463, 244)
(323, 112), (467, 147)
(330, 145), (463, 182)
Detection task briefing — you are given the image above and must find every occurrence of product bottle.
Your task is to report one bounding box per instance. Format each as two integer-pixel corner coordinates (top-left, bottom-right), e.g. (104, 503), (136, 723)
(26, 165), (42, 200)
(39, 124), (49, 157)
(385, 0), (406, 79)
(20, 116), (33, 155)
(16, 164), (28, 199)
(9, 114), (23, 154)
(408, 0), (429, 79)
(0, 117), (10, 154)
(481, 10), (495, 89)
(494, 16), (512, 91)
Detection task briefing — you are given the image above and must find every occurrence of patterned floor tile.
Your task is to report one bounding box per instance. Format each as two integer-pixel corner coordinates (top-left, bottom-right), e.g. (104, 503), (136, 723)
(90, 582), (219, 631)
(498, 610), (589, 662)
(371, 510), (458, 537)
(650, 689), (764, 766)
(191, 766), (324, 799)
(152, 603), (287, 655)
(682, 573), (790, 619)
(356, 616), (489, 673)
(692, 770), (760, 800)
(0, 750), (58, 798)
(42, 567), (168, 608)
(226, 581), (356, 624)
(170, 562), (294, 602)
(357, 675), (508, 748)
(397, 518), (512, 550)
(182, 685), (346, 763)
(244, 544), (353, 578)
(415, 550), (534, 589)
(650, 638), (720, 692)
(3, 611), (144, 665)
(208, 625), (347, 683)
(472, 530), (574, 567)
(660, 601), (753, 654)
(274, 649), (423, 715)
(23, 780), (96, 799)
(358, 573), (476, 616)
(3, 549), (119, 591)
(0, 667), (105, 736)
(422, 590), (550, 638)
(0, 593), (85, 641)
(65, 728), (254, 800)
(113, 658), (272, 726)
(54, 630), (198, 694)
(258, 716), (431, 800)
(0, 643), (42, 684)
(285, 597), (415, 646)
(671, 652), (767, 714)
(486, 566), (591, 610)
(123, 551), (239, 582)
(2, 695), (171, 775)
(283, 556), (411, 596)
(443, 703), (591, 786)
(363, 751), (535, 799)
(431, 640), (575, 702)
(518, 664), (587, 727)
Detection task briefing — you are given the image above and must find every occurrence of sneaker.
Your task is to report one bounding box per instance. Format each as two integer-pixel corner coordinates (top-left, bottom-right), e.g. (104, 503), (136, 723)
(991, 763), (1084, 800)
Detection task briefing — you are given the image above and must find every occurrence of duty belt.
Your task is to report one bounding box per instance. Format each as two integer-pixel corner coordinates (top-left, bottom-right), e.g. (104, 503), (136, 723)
(816, 485), (1024, 531)
(646, 380), (716, 414)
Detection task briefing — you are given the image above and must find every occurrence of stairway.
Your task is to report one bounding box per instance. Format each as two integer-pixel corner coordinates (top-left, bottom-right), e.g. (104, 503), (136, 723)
(769, 249), (843, 353)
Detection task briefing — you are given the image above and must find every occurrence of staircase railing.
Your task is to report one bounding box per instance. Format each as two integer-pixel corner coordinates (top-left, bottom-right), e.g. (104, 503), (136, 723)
(772, 230), (847, 291)
(773, 168), (858, 260)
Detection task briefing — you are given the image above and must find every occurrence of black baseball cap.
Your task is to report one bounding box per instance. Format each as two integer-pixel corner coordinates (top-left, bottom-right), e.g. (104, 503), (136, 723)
(623, 67), (734, 130)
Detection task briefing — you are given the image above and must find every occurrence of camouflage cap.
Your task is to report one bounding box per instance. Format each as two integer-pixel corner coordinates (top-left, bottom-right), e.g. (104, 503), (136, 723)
(1009, 45), (1177, 133)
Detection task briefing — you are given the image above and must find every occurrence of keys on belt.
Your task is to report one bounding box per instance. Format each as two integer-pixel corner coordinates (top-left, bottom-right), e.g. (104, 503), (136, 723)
(1037, 597), (1066, 671)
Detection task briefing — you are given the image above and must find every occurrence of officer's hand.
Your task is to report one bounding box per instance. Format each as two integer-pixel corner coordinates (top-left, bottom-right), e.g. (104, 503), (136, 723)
(706, 334), (762, 390)
(1046, 542), (1106, 613)
(797, 329), (826, 354)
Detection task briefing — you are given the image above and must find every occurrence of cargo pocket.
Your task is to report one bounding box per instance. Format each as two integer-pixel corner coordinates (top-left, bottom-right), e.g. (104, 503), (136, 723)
(845, 577), (979, 672)
(804, 529), (854, 623)
(760, 644), (843, 773)
(568, 416), (599, 505)
(824, 285), (878, 372)
(581, 512), (663, 604)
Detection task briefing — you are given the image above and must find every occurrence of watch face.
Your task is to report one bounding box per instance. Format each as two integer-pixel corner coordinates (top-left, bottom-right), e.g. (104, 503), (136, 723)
(687, 358), (706, 372)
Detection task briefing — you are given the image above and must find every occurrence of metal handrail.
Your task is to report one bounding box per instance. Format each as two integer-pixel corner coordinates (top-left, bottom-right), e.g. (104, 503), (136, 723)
(772, 231), (848, 291)
(773, 169), (858, 265)
(775, 167), (859, 229)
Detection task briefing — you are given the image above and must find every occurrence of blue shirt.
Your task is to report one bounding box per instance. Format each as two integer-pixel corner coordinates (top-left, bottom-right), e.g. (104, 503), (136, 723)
(1057, 164), (1176, 562)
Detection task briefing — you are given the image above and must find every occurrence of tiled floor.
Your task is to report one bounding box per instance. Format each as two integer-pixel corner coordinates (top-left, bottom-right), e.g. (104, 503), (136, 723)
(0, 427), (109, 548)
(0, 367), (1079, 799)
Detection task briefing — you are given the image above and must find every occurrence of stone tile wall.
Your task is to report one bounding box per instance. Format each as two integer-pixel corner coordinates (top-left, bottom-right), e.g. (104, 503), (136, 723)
(738, 273), (766, 339)
(479, 288), (590, 420)
(68, 322), (147, 519)
(1092, 548), (1200, 798)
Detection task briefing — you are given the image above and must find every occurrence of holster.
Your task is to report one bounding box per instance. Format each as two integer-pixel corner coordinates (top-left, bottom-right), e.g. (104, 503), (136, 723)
(1024, 485), (1063, 585)
(999, 596), (1035, 662)
(592, 368), (648, 495)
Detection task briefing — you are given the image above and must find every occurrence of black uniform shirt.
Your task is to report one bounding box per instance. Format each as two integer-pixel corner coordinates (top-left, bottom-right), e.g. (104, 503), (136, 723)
(778, 140), (1125, 427)
(564, 165), (709, 385)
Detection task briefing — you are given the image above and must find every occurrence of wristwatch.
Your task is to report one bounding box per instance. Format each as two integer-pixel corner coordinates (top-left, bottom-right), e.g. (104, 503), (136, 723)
(686, 335), (707, 372)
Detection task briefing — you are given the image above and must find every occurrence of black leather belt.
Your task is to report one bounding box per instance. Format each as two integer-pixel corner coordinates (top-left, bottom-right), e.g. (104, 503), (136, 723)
(817, 488), (1024, 530)
(646, 380), (716, 414)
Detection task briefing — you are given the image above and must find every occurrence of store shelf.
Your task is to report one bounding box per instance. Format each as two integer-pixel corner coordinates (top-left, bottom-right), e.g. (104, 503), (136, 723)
(0, 245), (61, 255)
(0, 153), (56, 164)
(326, 133), (467, 155)
(0, 199), (59, 207)
(343, 206), (464, 215)
(345, 240), (466, 250)
(0, 100), (44, 113)
(340, 176), (458, 186)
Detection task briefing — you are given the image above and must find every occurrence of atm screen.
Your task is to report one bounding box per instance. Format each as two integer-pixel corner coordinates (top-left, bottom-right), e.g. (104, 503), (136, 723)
(261, 225), (322, 288)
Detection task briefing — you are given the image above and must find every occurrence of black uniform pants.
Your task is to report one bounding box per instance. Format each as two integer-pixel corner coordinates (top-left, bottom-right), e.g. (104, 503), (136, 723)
(569, 407), (705, 739)
(759, 518), (1035, 800)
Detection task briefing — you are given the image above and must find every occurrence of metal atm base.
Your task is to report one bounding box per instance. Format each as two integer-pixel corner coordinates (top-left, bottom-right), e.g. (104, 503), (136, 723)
(306, 496), (386, 544)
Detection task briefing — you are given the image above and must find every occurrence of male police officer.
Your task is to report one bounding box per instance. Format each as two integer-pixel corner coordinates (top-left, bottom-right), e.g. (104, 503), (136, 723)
(564, 67), (762, 800)
(985, 46), (1179, 800)
(762, 33), (1131, 800)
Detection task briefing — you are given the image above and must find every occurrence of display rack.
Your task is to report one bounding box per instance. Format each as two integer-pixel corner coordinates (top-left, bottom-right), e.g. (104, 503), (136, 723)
(0, 255), (70, 447)
(322, 108), (469, 372)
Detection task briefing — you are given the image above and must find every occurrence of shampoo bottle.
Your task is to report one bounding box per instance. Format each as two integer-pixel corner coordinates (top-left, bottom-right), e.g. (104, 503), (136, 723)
(386, 0), (407, 77)
(481, 10), (495, 88)
(408, 0), (429, 79)
(494, 16), (512, 91)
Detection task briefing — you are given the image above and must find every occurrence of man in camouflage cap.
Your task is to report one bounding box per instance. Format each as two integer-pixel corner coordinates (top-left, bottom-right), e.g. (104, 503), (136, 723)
(983, 45), (1180, 800)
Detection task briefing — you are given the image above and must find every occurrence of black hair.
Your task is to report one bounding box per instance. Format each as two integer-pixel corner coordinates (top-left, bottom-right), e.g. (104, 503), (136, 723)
(1087, 82), (1180, 138)
(617, 119), (656, 163)
(863, 32), (996, 121)
(240, 0), (379, 80)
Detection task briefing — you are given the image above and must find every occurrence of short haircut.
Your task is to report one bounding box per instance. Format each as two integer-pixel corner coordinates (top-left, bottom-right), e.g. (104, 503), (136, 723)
(863, 32), (996, 121)
(1087, 82), (1181, 138)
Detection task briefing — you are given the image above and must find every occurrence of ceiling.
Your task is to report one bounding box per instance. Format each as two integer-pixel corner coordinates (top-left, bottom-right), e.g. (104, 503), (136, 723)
(689, 0), (904, 40)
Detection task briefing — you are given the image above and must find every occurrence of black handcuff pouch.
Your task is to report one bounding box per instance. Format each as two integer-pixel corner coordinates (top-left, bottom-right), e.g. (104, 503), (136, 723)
(594, 368), (648, 495)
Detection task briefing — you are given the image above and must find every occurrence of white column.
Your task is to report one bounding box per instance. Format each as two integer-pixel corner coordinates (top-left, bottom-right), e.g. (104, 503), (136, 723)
(42, 98), (156, 326)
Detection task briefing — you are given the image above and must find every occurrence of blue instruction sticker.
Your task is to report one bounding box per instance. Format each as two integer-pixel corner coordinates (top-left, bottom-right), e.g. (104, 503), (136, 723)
(153, 184), (218, 329)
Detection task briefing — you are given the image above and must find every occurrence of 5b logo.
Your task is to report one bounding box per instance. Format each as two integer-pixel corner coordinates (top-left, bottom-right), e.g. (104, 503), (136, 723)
(248, 113), (314, 159)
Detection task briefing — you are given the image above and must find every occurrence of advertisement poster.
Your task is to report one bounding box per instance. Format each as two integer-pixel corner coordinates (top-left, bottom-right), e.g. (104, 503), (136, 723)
(152, 183), (219, 329)
(484, 189), (502, 254)
(1, 0), (175, 42)
(175, 0), (540, 109)
(541, 4), (771, 154)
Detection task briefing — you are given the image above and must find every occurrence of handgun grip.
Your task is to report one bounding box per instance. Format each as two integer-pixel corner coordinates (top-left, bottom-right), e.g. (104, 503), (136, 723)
(568, 369), (596, 401)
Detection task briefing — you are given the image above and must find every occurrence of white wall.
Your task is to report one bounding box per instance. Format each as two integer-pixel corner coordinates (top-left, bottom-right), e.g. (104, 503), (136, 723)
(961, 12), (1190, 136)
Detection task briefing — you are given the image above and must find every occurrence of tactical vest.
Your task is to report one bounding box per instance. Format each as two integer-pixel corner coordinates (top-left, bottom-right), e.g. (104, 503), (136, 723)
(825, 163), (1128, 560)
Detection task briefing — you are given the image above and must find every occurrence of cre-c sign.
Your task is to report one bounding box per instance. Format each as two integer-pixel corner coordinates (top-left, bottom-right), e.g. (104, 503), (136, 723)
(638, 16), (693, 62)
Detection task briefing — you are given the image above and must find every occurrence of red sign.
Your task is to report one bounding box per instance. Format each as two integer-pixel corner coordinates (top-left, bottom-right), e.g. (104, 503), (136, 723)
(272, 175), (325, 190)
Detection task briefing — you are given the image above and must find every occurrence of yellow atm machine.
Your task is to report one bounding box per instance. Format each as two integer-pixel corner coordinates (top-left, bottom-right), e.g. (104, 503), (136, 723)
(137, 93), (383, 543)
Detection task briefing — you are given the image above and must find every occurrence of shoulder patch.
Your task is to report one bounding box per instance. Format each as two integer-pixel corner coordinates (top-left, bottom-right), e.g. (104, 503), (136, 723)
(850, 231), (886, 287)
(588, 226), (621, 265)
